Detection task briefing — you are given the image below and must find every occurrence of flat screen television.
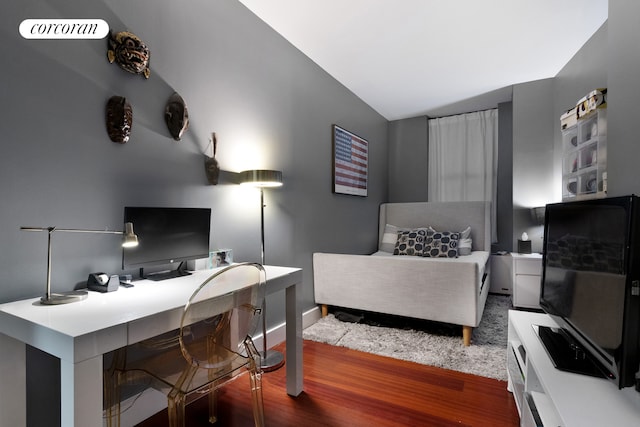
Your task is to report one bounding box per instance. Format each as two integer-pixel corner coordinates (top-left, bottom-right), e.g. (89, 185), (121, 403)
(539, 195), (640, 390)
(123, 207), (211, 280)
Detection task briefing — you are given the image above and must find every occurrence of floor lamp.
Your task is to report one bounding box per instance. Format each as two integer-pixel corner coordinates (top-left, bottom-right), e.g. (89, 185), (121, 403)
(20, 223), (139, 305)
(239, 169), (285, 371)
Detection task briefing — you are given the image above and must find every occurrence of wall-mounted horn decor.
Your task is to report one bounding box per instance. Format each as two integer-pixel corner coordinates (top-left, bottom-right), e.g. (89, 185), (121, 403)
(106, 96), (133, 144)
(107, 31), (150, 79)
(164, 92), (189, 141)
(204, 132), (220, 185)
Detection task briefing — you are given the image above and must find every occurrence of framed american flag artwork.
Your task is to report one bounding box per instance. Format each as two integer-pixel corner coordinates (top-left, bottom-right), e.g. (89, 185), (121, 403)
(332, 124), (368, 196)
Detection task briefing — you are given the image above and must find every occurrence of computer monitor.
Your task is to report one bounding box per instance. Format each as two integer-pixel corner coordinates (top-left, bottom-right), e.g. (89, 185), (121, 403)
(122, 207), (211, 279)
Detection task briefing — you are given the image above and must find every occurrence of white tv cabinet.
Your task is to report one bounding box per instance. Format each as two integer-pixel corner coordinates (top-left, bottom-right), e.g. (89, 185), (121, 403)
(507, 310), (640, 426)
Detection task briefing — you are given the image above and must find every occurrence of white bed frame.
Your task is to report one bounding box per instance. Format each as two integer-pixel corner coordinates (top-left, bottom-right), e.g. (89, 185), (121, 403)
(313, 201), (492, 346)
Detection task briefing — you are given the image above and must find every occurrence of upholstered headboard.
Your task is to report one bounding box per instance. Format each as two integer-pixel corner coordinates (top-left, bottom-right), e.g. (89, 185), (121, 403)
(378, 201), (491, 252)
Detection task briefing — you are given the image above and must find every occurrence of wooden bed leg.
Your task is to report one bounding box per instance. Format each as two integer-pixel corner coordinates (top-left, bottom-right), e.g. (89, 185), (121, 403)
(462, 326), (472, 346)
(321, 304), (328, 317)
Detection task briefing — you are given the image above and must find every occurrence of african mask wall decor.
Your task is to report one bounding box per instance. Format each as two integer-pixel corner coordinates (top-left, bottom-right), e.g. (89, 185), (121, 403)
(106, 96), (133, 144)
(164, 92), (189, 141)
(107, 31), (150, 79)
(204, 133), (220, 185)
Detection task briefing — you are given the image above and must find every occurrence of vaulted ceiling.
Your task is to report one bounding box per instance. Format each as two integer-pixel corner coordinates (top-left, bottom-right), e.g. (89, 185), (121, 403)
(238, 0), (608, 120)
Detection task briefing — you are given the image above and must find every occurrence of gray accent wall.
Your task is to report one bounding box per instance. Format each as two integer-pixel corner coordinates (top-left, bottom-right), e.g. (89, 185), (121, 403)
(0, 0), (388, 330)
(608, 1), (640, 197)
(512, 78), (555, 253)
(494, 101), (513, 252)
(387, 116), (428, 202)
(552, 22), (608, 205)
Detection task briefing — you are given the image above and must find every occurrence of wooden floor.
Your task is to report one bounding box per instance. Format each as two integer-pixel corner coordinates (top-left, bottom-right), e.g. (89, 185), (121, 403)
(137, 340), (520, 427)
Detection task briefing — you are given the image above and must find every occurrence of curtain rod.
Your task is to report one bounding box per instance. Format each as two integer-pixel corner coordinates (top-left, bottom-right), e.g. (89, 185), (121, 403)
(426, 107), (498, 120)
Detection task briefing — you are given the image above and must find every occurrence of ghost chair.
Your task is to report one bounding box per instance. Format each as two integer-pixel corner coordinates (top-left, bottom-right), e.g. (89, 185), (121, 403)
(105, 263), (266, 427)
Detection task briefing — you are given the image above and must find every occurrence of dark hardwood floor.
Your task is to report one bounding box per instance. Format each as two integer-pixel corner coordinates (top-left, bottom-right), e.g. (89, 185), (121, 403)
(137, 340), (519, 426)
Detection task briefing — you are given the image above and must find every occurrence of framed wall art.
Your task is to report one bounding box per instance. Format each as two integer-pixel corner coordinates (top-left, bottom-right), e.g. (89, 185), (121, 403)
(332, 124), (368, 197)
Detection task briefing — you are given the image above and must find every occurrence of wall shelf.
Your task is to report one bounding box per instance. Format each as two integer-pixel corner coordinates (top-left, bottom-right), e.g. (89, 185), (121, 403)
(561, 108), (607, 201)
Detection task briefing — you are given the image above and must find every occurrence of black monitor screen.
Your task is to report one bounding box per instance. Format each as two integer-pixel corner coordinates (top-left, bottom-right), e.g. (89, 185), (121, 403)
(123, 207), (211, 269)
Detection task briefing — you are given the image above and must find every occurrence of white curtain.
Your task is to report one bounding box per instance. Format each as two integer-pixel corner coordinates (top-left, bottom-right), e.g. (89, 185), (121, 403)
(428, 109), (498, 242)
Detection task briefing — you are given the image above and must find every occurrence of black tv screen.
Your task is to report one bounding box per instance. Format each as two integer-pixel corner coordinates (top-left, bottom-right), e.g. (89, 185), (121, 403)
(122, 207), (211, 269)
(539, 195), (640, 389)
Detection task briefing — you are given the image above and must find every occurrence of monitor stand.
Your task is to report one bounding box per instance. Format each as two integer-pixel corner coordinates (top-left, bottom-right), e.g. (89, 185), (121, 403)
(537, 325), (612, 380)
(141, 263), (192, 281)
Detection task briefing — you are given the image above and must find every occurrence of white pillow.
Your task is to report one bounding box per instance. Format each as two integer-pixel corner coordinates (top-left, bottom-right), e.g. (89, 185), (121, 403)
(458, 226), (472, 256)
(380, 224), (401, 253)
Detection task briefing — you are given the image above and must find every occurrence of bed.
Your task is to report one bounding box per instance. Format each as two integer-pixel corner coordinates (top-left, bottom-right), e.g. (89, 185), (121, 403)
(312, 201), (492, 346)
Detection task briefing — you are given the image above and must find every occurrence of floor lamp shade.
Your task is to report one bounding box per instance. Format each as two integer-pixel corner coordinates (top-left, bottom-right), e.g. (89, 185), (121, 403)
(238, 168), (285, 371)
(239, 169), (283, 187)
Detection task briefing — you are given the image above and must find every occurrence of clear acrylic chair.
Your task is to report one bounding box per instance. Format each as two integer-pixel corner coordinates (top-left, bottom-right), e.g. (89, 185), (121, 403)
(105, 263), (266, 427)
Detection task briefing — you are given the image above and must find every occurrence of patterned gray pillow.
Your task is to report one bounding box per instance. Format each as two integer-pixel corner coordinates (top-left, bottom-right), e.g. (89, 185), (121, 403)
(394, 228), (430, 256)
(424, 230), (460, 258)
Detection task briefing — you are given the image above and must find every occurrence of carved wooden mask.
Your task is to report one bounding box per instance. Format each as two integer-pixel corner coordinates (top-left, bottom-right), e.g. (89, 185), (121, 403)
(106, 96), (133, 144)
(107, 31), (150, 79)
(164, 92), (189, 141)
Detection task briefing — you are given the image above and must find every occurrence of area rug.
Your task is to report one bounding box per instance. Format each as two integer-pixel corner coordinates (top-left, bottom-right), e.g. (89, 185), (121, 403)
(303, 294), (511, 381)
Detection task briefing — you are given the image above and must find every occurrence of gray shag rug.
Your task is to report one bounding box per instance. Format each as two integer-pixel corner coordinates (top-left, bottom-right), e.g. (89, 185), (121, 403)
(303, 294), (511, 381)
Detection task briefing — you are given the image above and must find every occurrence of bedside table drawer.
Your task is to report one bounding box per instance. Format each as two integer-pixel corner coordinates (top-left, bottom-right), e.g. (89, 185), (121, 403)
(514, 259), (542, 276)
(514, 275), (541, 308)
(511, 253), (543, 309)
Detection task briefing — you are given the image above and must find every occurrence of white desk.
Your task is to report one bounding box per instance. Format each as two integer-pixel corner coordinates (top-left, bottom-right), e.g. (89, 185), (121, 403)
(0, 265), (303, 427)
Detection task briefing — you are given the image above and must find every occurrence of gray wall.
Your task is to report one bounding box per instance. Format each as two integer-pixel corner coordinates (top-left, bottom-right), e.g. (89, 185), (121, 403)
(552, 22), (608, 199)
(0, 0), (388, 333)
(387, 117), (428, 202)
(494, 101), (513, 252)
(608, 1), (640, 197)
(498, 16), (636, 253)
(512, 78), (555, 253)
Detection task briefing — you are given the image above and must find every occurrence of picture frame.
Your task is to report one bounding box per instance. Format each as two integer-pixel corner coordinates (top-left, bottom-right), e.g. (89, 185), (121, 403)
(209, 249), (233, 268)
(332, 124), (368, 197)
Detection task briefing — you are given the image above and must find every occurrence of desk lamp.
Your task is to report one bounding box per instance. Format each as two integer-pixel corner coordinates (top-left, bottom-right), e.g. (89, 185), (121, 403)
(20, 222), (139, 305)
(239, 169), (284, 371)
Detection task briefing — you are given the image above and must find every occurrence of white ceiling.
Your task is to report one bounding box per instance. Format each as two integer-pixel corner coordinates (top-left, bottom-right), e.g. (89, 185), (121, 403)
(238, 0), (608, 120)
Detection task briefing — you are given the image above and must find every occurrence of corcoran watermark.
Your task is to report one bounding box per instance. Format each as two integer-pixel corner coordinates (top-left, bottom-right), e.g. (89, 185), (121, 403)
(19, 19), (109, 39)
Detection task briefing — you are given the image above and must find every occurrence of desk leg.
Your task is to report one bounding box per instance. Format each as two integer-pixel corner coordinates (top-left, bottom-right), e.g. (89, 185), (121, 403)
(60, 356), (103, 426)
(0, 333), (26, 426)
(285, 283), (303, 396)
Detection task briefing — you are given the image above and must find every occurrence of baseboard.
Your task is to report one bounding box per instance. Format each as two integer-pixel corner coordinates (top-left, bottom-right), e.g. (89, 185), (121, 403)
(303, 305), (323, 327)
(252, 305), (322, 350)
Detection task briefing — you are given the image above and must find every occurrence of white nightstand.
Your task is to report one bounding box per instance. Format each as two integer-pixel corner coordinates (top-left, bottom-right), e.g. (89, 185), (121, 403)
(511, 252), (543, 309)
(489, 253), (512, 295)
